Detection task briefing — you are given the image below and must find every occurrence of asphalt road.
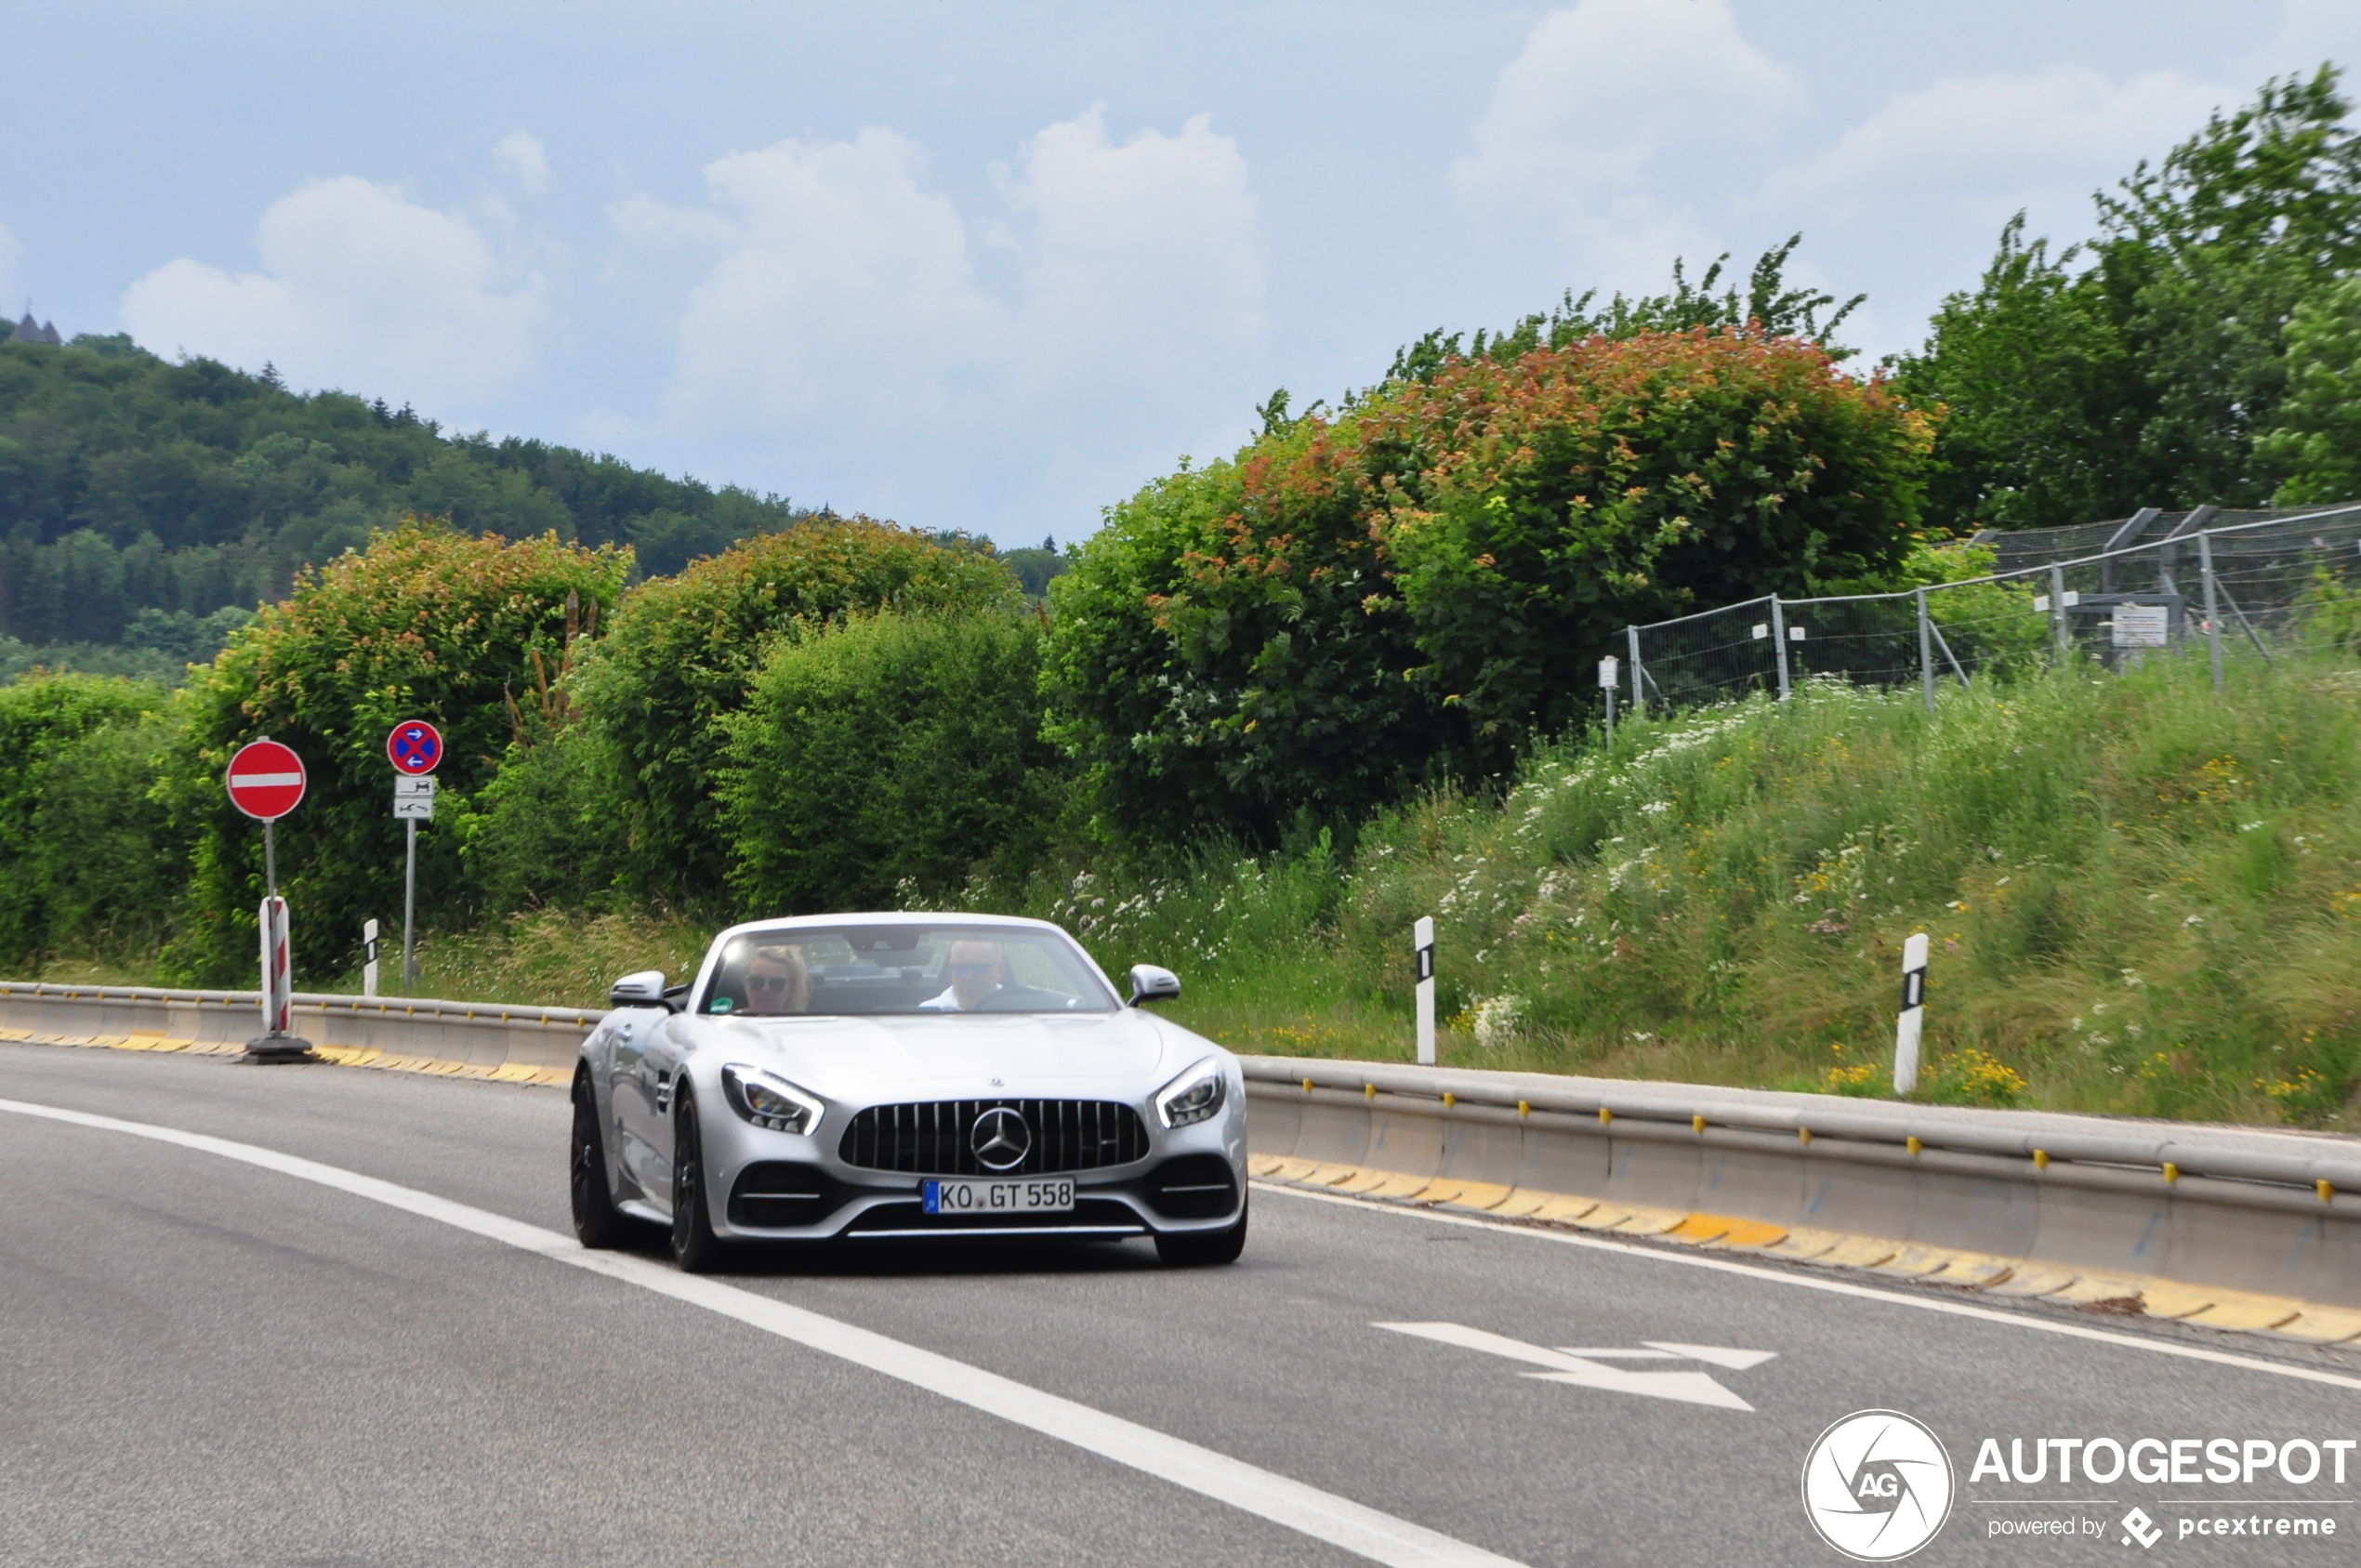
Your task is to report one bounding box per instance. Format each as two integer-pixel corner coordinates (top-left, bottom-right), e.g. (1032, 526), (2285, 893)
(4, 1042), (2358, 1567)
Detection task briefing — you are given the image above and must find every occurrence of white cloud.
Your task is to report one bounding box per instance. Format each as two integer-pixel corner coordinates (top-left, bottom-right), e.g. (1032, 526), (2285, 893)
(120, 177), (547, 410)
(1758, 67), (2226, 355)
(1452, 0), (1800, 276)
(632, 107), (1263, 520)
(495, 129), (550, 194)
(1768, 67), (2221, 221)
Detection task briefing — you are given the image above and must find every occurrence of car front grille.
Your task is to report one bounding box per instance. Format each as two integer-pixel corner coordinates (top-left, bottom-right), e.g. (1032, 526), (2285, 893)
(838, 1099), (1150, 1176)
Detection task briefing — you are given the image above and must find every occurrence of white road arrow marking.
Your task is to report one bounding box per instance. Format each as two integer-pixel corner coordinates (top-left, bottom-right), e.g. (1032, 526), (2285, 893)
(1643, 1341), (1778, 1371)
(1374, 1322), (1757, 1412)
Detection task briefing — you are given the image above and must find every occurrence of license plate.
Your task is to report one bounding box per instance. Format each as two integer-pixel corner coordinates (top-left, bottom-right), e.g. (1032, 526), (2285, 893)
(923, 1178), (1075, 1215)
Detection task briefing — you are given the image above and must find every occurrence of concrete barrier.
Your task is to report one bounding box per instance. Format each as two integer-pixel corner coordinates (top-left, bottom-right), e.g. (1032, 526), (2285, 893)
(7, 981), (2359, 1322)
(1241, 1057), (2361, 1312)
(0, 981), (599, 1078)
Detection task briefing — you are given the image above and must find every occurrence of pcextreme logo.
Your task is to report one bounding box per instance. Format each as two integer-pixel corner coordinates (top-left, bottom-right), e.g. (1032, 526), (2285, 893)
(1803, 1409), (1957, 1561)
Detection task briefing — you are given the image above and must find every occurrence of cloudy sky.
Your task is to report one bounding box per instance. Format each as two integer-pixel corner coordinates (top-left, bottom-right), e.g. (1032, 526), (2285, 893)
(6, 1), (2357, 544)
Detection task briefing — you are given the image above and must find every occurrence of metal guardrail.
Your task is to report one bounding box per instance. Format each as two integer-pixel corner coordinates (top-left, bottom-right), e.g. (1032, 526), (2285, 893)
(1241, 1058), (2361, 1309)
(1243, 1059), (2361, 1205)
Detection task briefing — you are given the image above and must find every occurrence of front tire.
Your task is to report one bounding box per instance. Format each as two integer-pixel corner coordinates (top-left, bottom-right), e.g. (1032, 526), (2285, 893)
(570, 1071), (634, 1249)
(670, 1097), (726, 1273)
(1154, 1194), (1247, 1267)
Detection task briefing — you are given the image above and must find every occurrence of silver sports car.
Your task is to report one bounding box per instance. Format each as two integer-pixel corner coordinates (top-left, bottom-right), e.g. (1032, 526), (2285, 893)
(570, 913), (1248, 1272)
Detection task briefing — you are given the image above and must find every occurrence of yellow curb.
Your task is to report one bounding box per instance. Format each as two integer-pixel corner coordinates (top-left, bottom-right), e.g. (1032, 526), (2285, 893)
(1608, 1206), (1691, 1237)
(1870, 1245), (1973, 1280)
(1266, 1157), (1324, 1182)
(2183, 1290), (2304, 1332)
(1664, 1213), (1734, 1245)
(2271, 1308), (2361, 1343)
(1246, 1154), (1286, 1177)
(1359, 1171), (1441, 1199)
(1328, 1168), (1404, 1194)
(1485, 1190), (1554, 1218)
(1985, 1264), (2084, 1298)
(1299, 1162), (1362, 1187)
(1524, 1192), (1603, 1223)
(1435, 1181), (1518, 1212)
(2047, 1273), (2156, 1307)
(1682, 1215), (1790, 1249)
(1417, 1177), (1499, 1207)
(1803, 1235), (1904, 1270)
(1758, 1225), (1844, 1260)
(2137, 1282), (2223, 1321)
(1924, 1252), (2020, 1288)
(1563, 1201), (1635, 1230)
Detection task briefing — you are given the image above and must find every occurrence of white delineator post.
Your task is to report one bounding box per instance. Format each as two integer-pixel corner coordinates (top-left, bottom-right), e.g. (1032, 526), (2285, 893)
(1893, 931), (1929, 1095)
(363, 917), (380, 1000)
(1414, 916), (1436, 1067)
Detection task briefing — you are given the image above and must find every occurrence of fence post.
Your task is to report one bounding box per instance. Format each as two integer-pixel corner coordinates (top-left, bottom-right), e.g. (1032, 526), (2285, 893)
(1627, 625), (1644, 719)
(2049, 565), (2071, 665)
(2198, 530), (2226, 695)
(1769, 596), (1791, 701)
(1916, 587), (1935, 715)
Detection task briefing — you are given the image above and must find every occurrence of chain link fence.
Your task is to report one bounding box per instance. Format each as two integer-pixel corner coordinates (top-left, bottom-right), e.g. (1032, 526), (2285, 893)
(1617, 502), (2361, 718)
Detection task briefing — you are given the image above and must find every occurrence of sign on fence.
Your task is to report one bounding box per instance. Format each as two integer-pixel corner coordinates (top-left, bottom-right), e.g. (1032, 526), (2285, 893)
(2112, 603), (2170, 648)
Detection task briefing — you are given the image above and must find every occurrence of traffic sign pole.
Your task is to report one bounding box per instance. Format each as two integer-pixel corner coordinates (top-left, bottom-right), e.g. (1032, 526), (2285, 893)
(403, 818), (418, 993)
(225, 736), (314, 1063)
(387, 722), (442, 996)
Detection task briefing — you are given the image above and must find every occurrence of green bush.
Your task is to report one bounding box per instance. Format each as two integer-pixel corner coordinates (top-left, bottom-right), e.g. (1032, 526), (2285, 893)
(159, 521), (631, 983)
(576, 518), (1019, 903)
(718, 609), (1071, 915)
(1044, 327), (1932, 846)
(0, 673), (184, 967)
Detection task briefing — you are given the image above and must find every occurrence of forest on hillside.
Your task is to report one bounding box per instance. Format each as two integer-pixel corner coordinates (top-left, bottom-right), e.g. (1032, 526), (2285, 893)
(0, 341), (1066, 680)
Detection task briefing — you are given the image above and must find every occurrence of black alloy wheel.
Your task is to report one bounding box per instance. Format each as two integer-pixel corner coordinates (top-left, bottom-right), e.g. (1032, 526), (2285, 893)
(570, 1071), (634, 1248)
(670, 1096), (725, 1273)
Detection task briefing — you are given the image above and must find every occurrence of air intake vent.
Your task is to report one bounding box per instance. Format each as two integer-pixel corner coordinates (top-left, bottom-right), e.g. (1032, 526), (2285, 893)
(839, 1100), (1149, 1176)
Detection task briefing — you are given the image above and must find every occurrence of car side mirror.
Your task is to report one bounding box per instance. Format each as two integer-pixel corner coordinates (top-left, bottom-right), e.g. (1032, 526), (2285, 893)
(1128, 964), (1180, 1007)
(608, 969), (671, 1010)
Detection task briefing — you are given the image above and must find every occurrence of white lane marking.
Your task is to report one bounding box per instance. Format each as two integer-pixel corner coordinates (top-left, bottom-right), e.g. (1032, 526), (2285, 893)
(1259, 1182), (2361, 1394)
(1376, 1322), (1752, 1411)
(0, 1100), (1521, 1568)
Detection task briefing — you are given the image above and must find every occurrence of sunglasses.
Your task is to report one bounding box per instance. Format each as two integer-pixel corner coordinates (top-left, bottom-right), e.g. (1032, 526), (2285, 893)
(747, 973), (797, 993)
(947, 961), (999, 978)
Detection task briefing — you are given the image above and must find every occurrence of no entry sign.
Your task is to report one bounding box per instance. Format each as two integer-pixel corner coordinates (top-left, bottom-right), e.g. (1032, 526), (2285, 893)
(226, 739), (307, 821)
(387, 718), (444, 775)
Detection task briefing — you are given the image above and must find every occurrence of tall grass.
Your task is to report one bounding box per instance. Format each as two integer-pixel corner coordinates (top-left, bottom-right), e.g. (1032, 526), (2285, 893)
(1014, 646), (2361, 1126)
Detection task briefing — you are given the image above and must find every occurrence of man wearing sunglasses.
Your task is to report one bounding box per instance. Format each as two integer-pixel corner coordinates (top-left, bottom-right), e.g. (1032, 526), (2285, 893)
(740, 947), (809, 1015)
(918, 940), (1008, 1011)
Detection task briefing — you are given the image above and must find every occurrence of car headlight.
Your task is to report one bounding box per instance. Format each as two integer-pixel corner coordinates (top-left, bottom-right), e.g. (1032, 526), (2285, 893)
(720, 1063), (824, 1136)
(1154, 1058), (1228, 1129)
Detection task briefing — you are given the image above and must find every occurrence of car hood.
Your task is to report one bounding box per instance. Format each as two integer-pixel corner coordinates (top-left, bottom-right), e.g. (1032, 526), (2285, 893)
(684, 1008), (1210, 1103)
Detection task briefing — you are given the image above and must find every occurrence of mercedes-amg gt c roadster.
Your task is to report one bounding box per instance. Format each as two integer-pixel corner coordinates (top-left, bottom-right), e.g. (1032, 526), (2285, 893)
(570, 914), (1247, 1271)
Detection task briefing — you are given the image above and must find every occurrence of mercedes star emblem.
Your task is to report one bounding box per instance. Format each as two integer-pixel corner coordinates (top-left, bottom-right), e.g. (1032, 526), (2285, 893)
(971, 1106), (1032, 1171)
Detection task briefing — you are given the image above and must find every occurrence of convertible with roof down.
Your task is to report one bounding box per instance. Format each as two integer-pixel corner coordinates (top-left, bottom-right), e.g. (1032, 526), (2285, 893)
(570, 914), (1247, 1271)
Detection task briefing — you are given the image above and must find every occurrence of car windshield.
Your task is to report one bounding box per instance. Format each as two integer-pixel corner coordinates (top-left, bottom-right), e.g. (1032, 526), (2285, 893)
(700, 924), (1120, 1017)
